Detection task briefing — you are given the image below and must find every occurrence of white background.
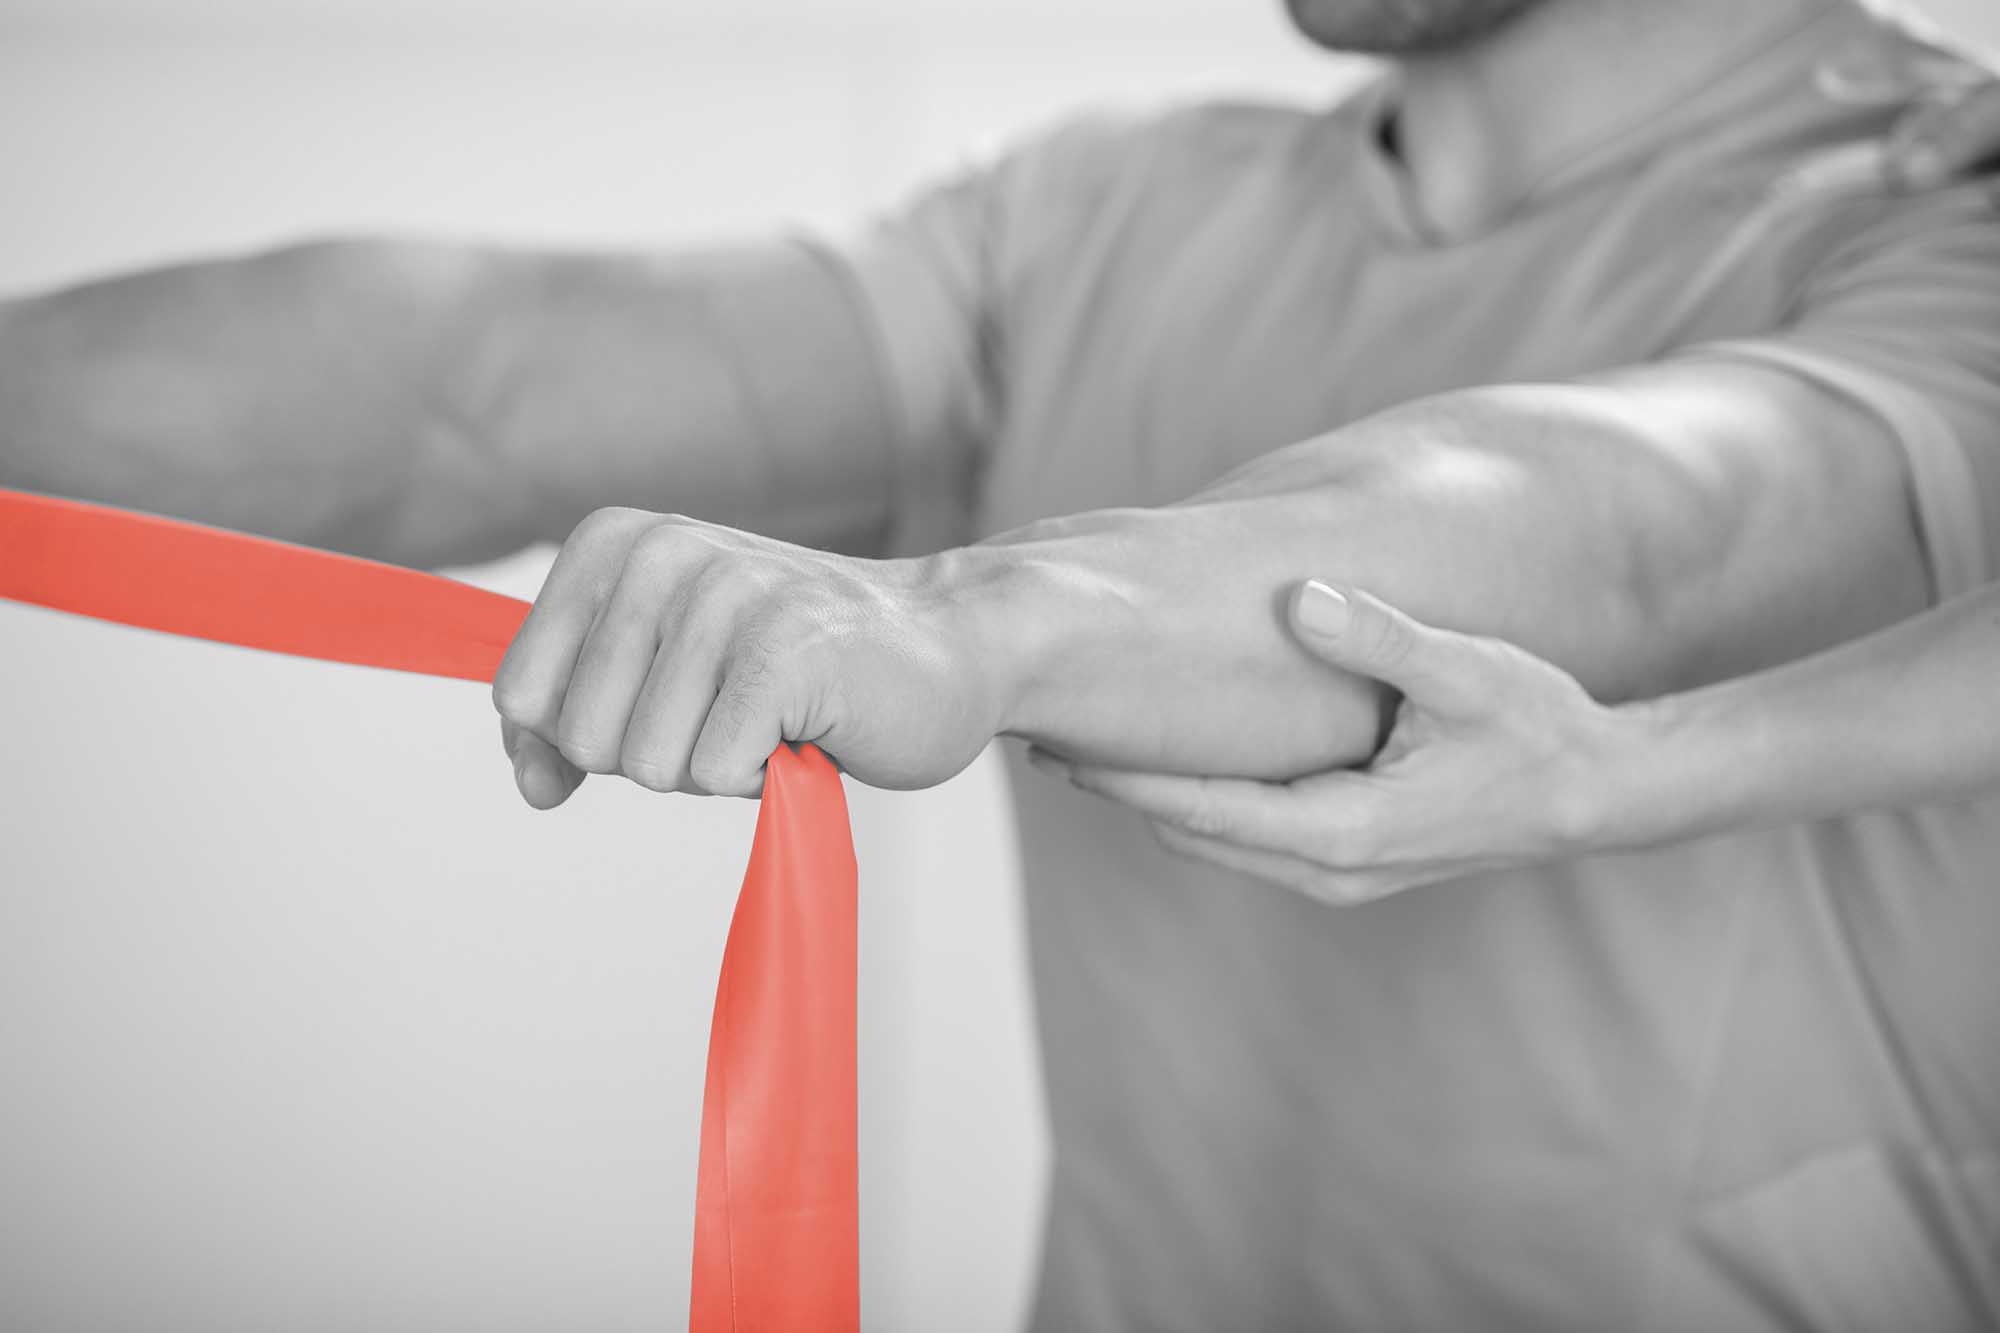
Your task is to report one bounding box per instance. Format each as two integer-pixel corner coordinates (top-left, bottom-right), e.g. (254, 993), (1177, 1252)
(1, 1), (1992, 1330)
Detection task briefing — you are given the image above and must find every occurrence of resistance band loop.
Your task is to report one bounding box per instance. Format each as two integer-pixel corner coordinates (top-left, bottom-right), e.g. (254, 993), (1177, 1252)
(0, 486), (859, 1331)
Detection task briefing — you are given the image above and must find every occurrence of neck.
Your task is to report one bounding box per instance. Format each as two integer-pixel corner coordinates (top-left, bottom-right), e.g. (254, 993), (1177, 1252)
(1391, 0), (1840, 237)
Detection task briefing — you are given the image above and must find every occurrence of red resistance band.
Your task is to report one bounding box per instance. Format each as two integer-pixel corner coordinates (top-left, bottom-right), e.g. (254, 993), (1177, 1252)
(0, 487), (860, 1332)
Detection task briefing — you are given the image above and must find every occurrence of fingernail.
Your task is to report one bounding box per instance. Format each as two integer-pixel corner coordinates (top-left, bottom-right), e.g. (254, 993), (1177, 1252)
(1295, 581), (1350, 637)
(1896, 142), (1948, 191)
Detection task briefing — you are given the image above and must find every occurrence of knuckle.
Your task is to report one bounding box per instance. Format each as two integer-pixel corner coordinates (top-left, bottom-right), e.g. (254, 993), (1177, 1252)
(690, 554), (777, 608)
(1370, 610), (1419, 672)
(554, 723), (619, 773)
(1177, 793), (1234, 841)
(630, 522), (704, 572)
(602, 589), (660, 634)
(621, 751), (681, 793)
(574, 505), (643, 544)
(687, 749), (733, 793)
(491, 679), (542, 728)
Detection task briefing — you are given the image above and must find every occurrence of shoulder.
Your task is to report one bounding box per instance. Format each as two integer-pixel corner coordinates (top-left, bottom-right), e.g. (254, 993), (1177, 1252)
(987, 83), (1374, 207)
(972, 84), (1378, 267)
(1658, 20), (2000, 329)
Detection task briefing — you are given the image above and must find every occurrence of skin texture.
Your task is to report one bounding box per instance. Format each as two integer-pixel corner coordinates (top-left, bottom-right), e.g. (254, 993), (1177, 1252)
(1040, 577), (2000, 903)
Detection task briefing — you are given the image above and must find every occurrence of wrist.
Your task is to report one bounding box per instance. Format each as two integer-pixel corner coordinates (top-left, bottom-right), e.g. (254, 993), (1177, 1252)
(917, 531), (1140, 745)
(1595, 689), (1757, 850)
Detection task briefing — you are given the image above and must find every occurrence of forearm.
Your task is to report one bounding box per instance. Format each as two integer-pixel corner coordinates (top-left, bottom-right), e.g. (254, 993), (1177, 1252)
(0, 236), (897, 569)
(1617, 581), (2000, 843)
(954, 368), (1930, 779)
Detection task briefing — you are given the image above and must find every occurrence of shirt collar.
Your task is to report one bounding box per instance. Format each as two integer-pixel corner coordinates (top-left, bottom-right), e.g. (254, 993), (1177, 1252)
(1347, 1), (1882, 248)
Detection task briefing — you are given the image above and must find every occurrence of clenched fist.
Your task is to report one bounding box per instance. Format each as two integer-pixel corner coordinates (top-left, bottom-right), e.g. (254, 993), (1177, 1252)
(491, 507), (1010, 805)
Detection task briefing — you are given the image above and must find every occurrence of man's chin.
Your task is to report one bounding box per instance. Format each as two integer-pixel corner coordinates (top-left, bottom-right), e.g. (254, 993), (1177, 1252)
(1283, 0), (1545, 55)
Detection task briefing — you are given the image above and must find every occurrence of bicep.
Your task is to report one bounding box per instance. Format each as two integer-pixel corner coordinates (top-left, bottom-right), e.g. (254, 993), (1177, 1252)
(1215, 357), (1930, 701)
(1575, 355), (1932, 688)
(1473, 187), (2000, 691)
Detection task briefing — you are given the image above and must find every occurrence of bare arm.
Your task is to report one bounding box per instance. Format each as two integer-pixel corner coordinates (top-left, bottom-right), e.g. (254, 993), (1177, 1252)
(473, 353), (1939, 806)
(983, 75), (1999, 784)
(958, 358), (1932, 780)
(1040, 575), (2000, 903)
(0, 236), (897, 568)
(1636, 577), (2000, 832)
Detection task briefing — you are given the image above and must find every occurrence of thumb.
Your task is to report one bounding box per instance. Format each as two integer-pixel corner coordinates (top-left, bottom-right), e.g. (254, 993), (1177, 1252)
(1887, 81), (2000, 192)
(1288, 580), (1499, 717)
(500, 717), (587, 810)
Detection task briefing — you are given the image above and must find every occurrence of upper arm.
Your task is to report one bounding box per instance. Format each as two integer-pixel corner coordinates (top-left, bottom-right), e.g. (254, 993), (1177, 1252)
(446, 110), (1130, 564)
(1563, 181), (2000, 689)
(1661, 182), (2000, 604)
(814, 110), (1161, 554)
(1209, 355), (1928, 704)
(1564, 356), (1932, 689)
(429, 237), (903, 564)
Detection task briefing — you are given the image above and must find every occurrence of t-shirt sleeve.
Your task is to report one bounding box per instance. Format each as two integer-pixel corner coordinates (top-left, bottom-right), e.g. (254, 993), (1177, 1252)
(1671, 183), (2000, 603)
(806, 113), (1145, 551)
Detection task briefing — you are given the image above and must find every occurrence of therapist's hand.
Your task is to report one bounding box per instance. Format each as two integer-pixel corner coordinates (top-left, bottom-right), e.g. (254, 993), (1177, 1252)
(1887, 76), (2000, 193)
(492, 508), (1008, 806)
(1818, 41), (2000, 192)
(1032, 581), (1654, 904)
